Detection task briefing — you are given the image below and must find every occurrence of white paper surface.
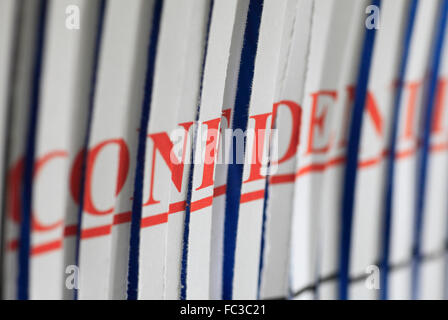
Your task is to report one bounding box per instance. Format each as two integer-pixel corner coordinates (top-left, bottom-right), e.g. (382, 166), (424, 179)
(0, 0), (16, 258)
(259, 0), (314, 300)
(290, 0), (367, 299)
(29, 0), (100, 300)
(315, 0), (367, 299)
(349, 0), (409, 300)
(2, 0), (42, 300)
(161, 0), (211, 300)
(137, 0), (210, 300)
(184, 0), (249, 299)
(77, 0), (154, 299)
(208, 0), (248, 300)
(231, 0), (295, 300)
(418, 4), (448, 300)
(389, 0), (439, 300)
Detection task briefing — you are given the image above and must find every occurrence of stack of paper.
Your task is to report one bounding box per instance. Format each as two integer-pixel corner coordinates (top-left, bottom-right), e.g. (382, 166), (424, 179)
(0, 0), (447, 300)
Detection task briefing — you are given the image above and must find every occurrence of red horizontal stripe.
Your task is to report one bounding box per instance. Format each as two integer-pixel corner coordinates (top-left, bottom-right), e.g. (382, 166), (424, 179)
(113, 211), (132, 225)
(140, 212), (168, 228)
(13, 139), (447, 256)
(395, 147), (417, 159)
(270, 174), (295, 184)
(169, 201), (186, 214)
(240, 190), (265, 203)
(64, 224), (78, 237)
(81, 225), (111, 239)
(190, 196), (213, 212)
(213, 185), (227, 197)
(31, 240), (62, 256)
(358, 149), (389, 168)
(359, 156), (382, 168)
(430, 142), (448, 152)
(296, 156), (346, 178)
(7, 239), (19, 251)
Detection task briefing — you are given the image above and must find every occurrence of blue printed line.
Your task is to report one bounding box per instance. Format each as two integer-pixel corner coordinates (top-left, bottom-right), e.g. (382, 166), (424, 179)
(180, 0), (215, 300)
(380, 0), (419, 301)
(222, 0), (264, 300)
(338, 0), (380, 300)
(0, 0), (24, 299)
(127, 0), (164, 300)
(257, 168), (270, 299)
(73, 0), (107, 300)
(18, 0), (48, 300)
(411, 0), (448, 300)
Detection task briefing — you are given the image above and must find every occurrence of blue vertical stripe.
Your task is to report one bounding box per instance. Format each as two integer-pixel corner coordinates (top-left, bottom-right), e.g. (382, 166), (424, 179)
(339, 0), (380, 300)
(222, 0), (264, 300)
(18, 0), (48, 300)
(411, 0), (448, 300)
(0, 0), (23, 299)
(257, 168), (270, 299)
(73, 0), (107, 300)
(380, 0), (419, 301)
(127, 0), (164, 300)
(180, 0), (214, 300)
